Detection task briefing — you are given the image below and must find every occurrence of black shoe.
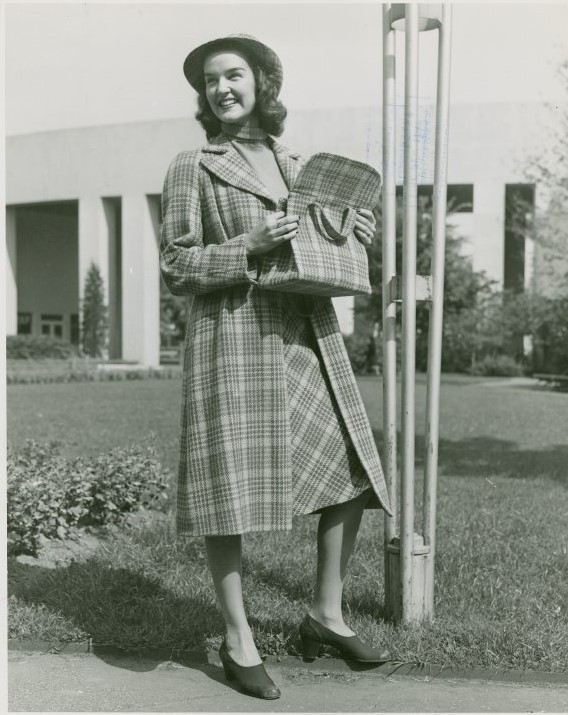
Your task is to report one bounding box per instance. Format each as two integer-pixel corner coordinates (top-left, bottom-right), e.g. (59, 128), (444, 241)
(299, 613), (390, 663)
(218, 640), (281, 700)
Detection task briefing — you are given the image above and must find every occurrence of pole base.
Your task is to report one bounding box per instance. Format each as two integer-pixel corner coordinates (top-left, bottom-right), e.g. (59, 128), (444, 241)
(384, 533), (433, 623)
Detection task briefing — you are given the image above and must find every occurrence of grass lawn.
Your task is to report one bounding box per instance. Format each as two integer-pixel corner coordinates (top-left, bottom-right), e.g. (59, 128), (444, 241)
(7, 375), (568, 671)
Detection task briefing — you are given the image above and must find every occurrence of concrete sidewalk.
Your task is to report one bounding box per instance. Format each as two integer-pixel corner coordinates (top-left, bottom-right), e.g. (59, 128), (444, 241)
(8, 649), (568, 713)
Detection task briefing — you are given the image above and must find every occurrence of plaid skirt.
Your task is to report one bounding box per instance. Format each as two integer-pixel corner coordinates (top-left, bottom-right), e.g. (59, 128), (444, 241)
(281, 295), (375, 516)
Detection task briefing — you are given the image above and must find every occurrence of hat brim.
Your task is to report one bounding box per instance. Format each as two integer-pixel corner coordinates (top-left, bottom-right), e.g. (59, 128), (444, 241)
(183, 35), (283, 93)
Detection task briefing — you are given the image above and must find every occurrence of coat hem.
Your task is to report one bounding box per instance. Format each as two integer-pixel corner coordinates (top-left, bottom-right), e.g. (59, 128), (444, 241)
(175, 487), (382, 537)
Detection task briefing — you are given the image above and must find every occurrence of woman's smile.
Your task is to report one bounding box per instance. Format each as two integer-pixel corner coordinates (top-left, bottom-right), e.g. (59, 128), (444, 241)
(217, 96), (240, 113)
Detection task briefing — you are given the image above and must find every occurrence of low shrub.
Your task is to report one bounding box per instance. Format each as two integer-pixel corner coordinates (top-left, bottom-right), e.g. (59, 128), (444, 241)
(7, 439), (169, 556)
(6, 365), (182, 385)
(7, 335), (76, 359)
(343, 333), (381, 375)
(469, 354), (524, 377)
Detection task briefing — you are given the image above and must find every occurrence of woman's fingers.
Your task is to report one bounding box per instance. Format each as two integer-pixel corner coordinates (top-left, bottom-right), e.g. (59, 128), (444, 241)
(274, 214), (299, 238)
(276, 213), (299, 226)
(276, 221), (298, 237)
(353, 223), (373, 245)
(354, 214), (375, 233)
(354, 210), (375, 245)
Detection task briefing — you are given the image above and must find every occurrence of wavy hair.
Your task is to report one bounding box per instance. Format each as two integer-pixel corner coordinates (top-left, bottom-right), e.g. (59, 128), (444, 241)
(195, 48), (287, 140)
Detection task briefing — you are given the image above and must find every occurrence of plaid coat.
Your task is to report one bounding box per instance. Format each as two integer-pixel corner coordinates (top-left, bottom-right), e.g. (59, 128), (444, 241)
(160, 133), (392, 535)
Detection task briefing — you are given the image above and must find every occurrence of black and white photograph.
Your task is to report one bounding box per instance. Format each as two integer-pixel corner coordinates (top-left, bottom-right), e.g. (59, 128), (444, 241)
(4, 0), (568, 712)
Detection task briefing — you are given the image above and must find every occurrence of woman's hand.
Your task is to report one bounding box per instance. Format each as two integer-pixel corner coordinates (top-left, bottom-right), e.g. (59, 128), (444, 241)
(353, 209), (376, 246)
(245, 211), (300, 256)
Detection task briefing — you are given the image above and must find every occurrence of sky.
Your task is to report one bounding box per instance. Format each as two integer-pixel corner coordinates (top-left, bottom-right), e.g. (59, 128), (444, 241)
(4, 1), (568, 136)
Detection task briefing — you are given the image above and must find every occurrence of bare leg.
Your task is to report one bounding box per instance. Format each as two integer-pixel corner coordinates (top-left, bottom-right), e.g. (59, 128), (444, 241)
(205, 535), (262, 666)
(309, 490), (371, 635)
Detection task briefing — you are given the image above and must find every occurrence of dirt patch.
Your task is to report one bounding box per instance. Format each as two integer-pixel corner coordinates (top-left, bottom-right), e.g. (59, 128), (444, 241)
(14, 511), (168, 570)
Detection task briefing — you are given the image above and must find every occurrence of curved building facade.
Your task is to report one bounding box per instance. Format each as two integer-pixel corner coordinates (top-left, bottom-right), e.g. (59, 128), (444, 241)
(6, 102), (549, 365)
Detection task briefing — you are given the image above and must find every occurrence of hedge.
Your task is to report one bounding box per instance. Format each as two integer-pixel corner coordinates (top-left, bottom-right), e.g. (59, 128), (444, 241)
(7, 335), (76, 359)
(7, 440), (169, 556)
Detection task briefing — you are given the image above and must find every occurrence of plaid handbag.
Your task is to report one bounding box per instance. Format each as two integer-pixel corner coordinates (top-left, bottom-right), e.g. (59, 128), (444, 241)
(257, 153), (382, 297)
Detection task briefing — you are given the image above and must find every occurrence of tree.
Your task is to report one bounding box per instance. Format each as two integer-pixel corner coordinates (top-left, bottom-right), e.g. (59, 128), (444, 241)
(356, 195), (494, 373)
(160, 280), (187, 348)
(495, 290), (568, 375)
(502, 59), (568, 373)
(523, 60), (568, 297)
(81, 262), (108, 358)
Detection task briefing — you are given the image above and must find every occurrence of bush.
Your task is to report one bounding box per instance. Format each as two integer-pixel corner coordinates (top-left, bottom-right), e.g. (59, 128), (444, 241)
(6, 365), (182, 385)
(6, 335), (76, 360)
(343, 333), (381, 375)
(7, 439), (169, 556)
(469, 354), (524, 377)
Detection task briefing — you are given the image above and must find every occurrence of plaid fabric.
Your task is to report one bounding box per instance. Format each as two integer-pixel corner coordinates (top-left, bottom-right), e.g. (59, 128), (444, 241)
(258, 153), (381, 297)
(160, 134), (392, 536)
(282, 303), (376, 515)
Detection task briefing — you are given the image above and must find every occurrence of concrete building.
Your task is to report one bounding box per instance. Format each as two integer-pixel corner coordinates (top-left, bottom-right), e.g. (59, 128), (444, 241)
(5, 102), (552, 366)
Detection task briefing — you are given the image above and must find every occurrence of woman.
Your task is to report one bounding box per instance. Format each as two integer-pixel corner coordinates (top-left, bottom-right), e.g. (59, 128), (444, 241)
(160, 34), (392, 700)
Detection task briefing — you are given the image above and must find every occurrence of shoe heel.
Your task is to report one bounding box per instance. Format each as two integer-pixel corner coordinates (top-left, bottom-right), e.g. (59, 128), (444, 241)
(301, 634), (322, 660)
(222, 665), (235, 682)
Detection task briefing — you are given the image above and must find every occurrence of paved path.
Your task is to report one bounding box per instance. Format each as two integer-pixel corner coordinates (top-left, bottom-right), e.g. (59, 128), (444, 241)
(8, 650), (568, 712)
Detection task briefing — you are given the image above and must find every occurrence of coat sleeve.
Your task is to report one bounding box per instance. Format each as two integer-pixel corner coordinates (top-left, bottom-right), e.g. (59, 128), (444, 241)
(160, 150), (258, 296)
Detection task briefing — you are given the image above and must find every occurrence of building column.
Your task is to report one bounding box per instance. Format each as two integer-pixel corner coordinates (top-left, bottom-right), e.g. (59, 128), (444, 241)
(472, 182), (505, 287)
(78, 196), (109, 306)
(332, 296), (355, 336)
(6, 206), (18, 335)
(121, 194), (160, 366)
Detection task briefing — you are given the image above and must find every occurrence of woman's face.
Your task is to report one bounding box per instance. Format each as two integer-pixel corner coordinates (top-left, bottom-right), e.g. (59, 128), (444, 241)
(203, 50), (258, 127)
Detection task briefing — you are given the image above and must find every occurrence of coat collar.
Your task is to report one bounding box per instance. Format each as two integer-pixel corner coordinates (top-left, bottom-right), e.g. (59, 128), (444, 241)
(199, 133), (302, 204)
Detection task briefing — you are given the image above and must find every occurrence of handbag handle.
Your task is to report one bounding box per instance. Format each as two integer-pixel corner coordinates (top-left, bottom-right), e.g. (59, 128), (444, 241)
(309, 203), (358, 243)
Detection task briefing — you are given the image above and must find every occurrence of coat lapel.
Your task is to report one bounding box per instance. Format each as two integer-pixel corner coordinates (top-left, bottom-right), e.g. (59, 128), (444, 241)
(199, 134), (303, 203)
(200, 135), (275, 203)
(270, 139), (303, 190)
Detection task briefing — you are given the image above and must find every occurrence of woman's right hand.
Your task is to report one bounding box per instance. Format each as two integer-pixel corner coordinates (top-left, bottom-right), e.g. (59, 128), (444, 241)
(244, 211), (299, 256)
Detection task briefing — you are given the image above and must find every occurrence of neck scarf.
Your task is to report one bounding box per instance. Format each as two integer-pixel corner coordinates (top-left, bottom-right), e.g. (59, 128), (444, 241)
(221, 122), (269, 142)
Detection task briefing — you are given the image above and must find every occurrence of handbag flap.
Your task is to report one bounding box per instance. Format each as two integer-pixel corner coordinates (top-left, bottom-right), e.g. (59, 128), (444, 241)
(289, 153), (382, 209)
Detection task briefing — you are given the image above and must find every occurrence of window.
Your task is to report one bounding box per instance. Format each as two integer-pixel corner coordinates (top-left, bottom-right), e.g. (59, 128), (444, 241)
(504, 184), (535, 293)
(41, 314), (64, 339)
(17, 312), (32, 335)
(70, 314), (80, 345)
(396, 184), (473, 212)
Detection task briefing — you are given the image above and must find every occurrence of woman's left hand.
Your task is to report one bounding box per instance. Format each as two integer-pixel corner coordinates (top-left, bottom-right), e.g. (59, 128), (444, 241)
(353, 209), (376, 246)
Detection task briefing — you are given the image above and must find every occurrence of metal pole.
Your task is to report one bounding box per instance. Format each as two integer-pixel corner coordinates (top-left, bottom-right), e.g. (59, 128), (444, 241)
(400, 2), (419, 624)
(382, 3), (398, 549)
(423, 3), (452, 612)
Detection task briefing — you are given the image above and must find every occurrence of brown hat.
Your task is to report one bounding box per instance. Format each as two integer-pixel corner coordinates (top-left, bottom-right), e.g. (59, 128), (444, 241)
(183, 34), (283, 93)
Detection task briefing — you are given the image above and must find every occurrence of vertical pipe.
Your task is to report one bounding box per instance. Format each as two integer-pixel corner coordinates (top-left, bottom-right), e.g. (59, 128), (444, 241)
(382, 3), (398, 548)
(423, 4), (453, 611)
(400, 2), (419, 623)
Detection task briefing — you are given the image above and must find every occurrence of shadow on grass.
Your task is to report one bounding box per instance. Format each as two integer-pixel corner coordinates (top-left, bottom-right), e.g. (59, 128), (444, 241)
(438, 436), (568, 485)
(371, 429), (568, 487)
(242, 551), (392, 627)
(8, 557), (223, 679)
(8, 553), (311, 681)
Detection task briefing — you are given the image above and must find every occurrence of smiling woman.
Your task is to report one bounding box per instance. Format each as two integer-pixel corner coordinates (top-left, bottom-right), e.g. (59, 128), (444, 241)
(204, 54), (258, 125)
(159, 33), (390, 701)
